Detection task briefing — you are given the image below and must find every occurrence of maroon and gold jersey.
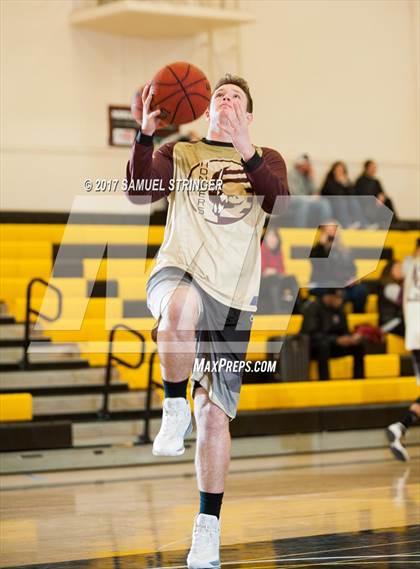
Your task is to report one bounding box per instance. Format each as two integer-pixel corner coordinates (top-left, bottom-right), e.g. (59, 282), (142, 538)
(126, 136), (289, 311)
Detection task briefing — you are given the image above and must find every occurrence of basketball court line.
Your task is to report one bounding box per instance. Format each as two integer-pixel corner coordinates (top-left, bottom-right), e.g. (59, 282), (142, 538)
(2, 528), (418, 568)
(135, 534), (420, 569)
(153, 553), (420, 569)
(266, 538), (420, 560)
(5, 554), (419, 569)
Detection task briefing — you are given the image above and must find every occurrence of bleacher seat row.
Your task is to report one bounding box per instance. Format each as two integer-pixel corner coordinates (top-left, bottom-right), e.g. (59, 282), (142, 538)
(0, 221), (418, 454)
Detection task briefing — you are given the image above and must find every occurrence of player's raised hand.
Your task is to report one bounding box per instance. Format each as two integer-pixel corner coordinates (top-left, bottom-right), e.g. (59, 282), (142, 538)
(217, 99), (255, 162)
(131, 86), (144, 125)
(141, 83), (163, 136)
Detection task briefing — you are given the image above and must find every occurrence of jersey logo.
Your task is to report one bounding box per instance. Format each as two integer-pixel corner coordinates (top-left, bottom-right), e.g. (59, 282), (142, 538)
(187, 159), (254, 225)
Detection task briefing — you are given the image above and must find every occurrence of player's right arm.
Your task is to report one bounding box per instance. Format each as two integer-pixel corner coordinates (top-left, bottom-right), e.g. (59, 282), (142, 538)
(125, 83), (174, 204)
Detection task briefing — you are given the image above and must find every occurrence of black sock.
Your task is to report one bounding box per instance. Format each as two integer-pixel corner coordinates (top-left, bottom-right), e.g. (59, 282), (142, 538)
(199, 491), (224, 519)
(401, 410), (419, 430)
(163, 378), (188, 399)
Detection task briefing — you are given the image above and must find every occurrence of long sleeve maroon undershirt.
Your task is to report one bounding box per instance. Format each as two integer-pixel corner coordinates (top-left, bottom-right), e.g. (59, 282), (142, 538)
(125, 134), (289, 214)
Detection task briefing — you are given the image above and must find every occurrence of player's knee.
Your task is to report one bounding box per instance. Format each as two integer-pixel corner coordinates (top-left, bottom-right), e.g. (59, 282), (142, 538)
(162, 301), (195, 332)
(161, 290), (200, 331)
(162, 300), (185, 328)
(196, 399), (228, 434)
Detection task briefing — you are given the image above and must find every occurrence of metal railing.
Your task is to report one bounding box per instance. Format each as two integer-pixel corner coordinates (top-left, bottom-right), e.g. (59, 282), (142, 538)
(22, 278), (63, 369)
(98, 324), (146, 418)
(137, 348), (163, 444)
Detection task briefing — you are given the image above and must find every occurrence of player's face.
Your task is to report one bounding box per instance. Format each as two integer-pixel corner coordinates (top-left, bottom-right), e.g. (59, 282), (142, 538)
(206, 84), (251, 124)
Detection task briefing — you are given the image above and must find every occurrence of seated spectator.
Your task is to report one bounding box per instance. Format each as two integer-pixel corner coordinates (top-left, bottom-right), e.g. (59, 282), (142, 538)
(320, 161), (368, 228)
(355, 160), (398, 226)
(286, 154), (332, 227)
(259, 228), (300, 314)
(309, 222), (368, 313)
(302, 289), (365, 381)
(378, 260), (405, 337)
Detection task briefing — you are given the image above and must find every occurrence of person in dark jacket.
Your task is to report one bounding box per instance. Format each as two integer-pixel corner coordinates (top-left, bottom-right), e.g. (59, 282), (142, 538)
(321, 161), (367, 228)
(302, 289), (365, 380)
(378, 260), (405, 337)
(309, 222), (368, 313)
(355, 160), (398, 226)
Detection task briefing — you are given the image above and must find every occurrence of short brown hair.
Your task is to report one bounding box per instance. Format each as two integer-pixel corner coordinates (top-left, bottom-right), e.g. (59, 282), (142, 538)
(213, 73), (253, 113)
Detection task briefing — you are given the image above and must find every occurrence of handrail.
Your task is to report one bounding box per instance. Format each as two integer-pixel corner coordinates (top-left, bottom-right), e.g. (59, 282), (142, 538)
(22, 278), (63, 369)
(99, 324), (146, 418)
(137, 349), (163, 444)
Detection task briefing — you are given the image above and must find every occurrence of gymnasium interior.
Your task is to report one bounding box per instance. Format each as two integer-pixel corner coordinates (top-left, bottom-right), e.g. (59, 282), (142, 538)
(1, 1), (419, 568)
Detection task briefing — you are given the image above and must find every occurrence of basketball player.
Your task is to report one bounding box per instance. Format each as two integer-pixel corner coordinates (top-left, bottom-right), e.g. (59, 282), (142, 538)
(126, 74), (289, 569)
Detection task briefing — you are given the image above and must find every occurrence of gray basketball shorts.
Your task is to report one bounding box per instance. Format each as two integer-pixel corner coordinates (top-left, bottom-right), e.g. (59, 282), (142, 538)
(146, 266), (253, 419)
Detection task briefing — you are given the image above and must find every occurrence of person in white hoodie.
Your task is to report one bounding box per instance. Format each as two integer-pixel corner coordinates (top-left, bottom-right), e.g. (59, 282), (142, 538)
(386, 238), (420, 461)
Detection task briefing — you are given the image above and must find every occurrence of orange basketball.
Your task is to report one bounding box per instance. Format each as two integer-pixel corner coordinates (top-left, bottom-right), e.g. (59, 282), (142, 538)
(150, 62), (211, 126)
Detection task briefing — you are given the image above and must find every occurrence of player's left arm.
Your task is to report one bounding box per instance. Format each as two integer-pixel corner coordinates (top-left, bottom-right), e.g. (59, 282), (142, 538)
(242, 147), (290, 213)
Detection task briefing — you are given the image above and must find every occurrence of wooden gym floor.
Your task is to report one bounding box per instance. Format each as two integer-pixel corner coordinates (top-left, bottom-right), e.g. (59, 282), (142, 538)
(1, 446), (419, 568)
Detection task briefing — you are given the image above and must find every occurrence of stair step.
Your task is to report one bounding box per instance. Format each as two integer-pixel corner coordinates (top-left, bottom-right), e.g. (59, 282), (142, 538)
(0, 421), (72, 452)
(72, 418), (162, 445)
(0, 338), (52, 348)
(0, 323), (45, 340)
(0, 383), (129, 397)
(0, 343), (80, 364)
(33, 390), (160, 415)
(0, 360), (90, 372)
(28, 342), (80, 355)
(0, 367), (119, 388)
(0, 316), (16, 325)
(32, 408), (162, 423)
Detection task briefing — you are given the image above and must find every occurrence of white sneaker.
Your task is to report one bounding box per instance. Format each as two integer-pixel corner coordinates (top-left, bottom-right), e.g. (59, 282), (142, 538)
(187, 513), (221, 569)
(152, 398), (192, 456)
(386, 422), (410, 462)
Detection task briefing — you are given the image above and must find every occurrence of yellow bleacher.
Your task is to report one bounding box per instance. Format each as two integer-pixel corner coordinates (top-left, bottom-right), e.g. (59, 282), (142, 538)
(0, 224), (165, 244)
(0, 394), (33, 422)
(236, 377), (417, 410)
(0, 223), (418, 393)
